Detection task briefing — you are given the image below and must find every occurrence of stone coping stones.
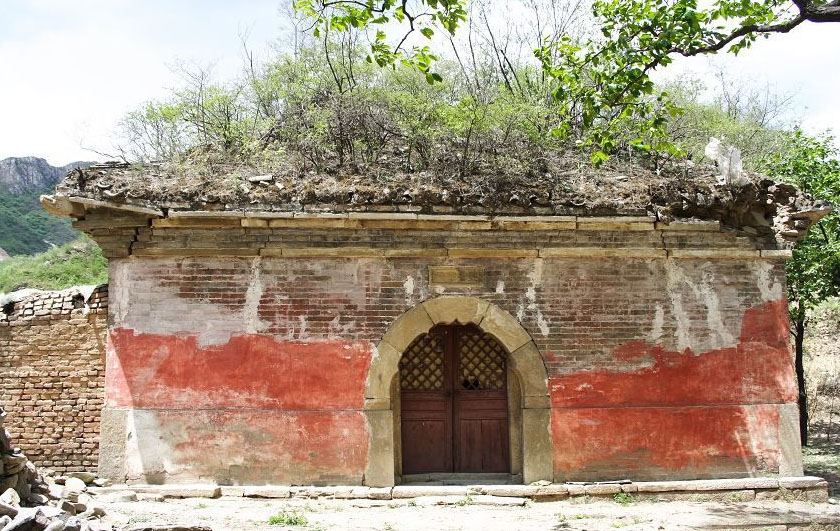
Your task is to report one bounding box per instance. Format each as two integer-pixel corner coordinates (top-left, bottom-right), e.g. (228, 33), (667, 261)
(99, 476), (830, 503)
(634, 477), (784, 492)
(779, 476), (830, 489)
(126, 527), (213, 531)
(93, 485), (221, 499)
(391, 486), (474, 499)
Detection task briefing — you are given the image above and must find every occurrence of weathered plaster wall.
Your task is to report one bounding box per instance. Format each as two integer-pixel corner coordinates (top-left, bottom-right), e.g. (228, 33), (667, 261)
(101, 239), (801, 484)
(0, 286), (107, 473)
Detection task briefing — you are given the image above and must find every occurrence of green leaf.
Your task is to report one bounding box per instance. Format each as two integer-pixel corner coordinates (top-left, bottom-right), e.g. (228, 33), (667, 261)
(590, 150), (610, 165)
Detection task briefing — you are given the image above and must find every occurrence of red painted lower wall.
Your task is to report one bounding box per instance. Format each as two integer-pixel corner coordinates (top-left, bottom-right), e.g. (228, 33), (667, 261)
(551, 404), (780, 480)
(106, 329), (372, 484)
(107, 329), (372, 410)
(139, 409), (369, 484)
(549, 300), (795, 480)
(105, 298), (796, 483)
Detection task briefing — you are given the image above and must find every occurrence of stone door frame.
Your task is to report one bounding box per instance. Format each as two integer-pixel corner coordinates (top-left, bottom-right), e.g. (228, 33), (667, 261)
(363, 296), (553, 487)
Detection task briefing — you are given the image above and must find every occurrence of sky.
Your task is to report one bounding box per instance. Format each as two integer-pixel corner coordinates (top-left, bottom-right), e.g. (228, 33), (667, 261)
(1, 0), (839, 166)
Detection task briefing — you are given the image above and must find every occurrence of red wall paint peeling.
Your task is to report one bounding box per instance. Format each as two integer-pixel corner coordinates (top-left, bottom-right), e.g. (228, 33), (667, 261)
(151, 409), (369, 484)
(548, 300), (795, 479)
(552, 405), (780, 480)
(106, 329), (371, 410)
(549, 300), (796, 408)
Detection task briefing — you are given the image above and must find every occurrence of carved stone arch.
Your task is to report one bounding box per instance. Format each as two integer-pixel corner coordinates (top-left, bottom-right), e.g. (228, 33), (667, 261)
(363, 296), (552, 487)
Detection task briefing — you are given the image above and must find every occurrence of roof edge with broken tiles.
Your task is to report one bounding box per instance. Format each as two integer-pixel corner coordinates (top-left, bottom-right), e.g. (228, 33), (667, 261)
(44, 193), (733, 229)
(44, 161), (835, 247)
(43, 192), (670, 221)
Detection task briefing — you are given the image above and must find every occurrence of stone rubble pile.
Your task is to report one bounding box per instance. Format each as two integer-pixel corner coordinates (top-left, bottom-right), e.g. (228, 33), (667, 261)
(0, 407), (113, 531)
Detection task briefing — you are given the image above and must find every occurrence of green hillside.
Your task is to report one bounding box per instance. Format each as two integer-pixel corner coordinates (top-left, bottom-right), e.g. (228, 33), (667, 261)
(0, 189), (80, 255)
(0, 237), (107, 293)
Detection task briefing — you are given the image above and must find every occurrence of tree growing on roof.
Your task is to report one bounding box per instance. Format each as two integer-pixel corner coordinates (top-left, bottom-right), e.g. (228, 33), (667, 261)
(295, 0), (839, 163)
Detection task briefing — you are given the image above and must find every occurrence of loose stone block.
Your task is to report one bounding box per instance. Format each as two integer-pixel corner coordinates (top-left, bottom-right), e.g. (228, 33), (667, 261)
(584, 483), (622, 495)
(391, 486), (470, 498)
(240, 487), (291, 499)
(779, 476), (828, 489)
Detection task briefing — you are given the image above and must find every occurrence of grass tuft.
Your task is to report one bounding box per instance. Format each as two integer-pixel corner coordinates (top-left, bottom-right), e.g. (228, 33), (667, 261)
(612, 492), (634, 506)
(267, 509), (308, 526)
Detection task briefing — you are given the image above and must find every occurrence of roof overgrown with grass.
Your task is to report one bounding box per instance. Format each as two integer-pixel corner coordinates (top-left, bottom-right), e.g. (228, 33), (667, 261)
(48, 44), (830, 242)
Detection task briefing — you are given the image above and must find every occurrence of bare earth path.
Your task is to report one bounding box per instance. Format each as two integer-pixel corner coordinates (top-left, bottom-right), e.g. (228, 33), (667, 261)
(101, 496), (840, 530)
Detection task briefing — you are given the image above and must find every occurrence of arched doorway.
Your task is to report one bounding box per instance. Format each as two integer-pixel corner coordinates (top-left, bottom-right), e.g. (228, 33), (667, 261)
(400, 324), (510, 474)
(362, 296), (553, 487)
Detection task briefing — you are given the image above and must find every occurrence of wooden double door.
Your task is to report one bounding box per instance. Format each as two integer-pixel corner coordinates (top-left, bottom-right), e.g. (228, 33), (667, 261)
(399, 324), (510, 474)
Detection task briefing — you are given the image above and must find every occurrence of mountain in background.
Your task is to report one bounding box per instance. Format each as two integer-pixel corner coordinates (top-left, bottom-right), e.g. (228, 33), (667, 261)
(0, 157), (94, 255)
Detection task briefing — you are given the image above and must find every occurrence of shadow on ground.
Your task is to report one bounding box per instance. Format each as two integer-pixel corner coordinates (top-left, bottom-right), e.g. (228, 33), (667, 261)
(804, 422), (840, 498)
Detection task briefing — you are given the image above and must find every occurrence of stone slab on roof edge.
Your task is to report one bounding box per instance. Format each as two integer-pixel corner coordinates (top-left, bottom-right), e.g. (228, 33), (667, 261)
(43, 161), (833, 246)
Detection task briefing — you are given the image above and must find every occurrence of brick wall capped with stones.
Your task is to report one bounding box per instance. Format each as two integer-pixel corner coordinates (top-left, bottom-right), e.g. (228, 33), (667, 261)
(0, 285), (107, 473)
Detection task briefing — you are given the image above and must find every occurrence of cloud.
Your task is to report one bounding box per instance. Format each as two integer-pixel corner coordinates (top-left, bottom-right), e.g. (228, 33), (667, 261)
(656, 22), (840, 138)
(0, 0), (279, 165)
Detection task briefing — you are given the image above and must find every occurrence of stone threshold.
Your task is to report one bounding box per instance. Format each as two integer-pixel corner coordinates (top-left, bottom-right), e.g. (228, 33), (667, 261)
(400, 472), (521, 486)
(91, 476), (829, 503)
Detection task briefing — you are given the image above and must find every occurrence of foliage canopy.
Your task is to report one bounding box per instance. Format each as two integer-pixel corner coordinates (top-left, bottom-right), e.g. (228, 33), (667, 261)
(295, 0), (838, 163)
(759, 130), (840, 321)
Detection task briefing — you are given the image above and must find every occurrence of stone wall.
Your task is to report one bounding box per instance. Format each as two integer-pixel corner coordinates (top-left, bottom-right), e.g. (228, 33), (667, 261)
(92, 213), (803, 486)
(0, 285), (107, 473)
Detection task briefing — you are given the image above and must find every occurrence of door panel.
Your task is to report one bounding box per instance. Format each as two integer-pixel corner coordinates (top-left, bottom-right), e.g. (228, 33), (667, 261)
(400, 331), (451, 474)
(454, 391), (509, 472)
(401, 393), (451, 473)
(400, 324), (510, 475)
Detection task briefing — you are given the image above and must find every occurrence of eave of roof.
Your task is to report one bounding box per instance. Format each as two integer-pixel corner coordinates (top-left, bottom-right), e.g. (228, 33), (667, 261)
(42, 161), (833, 247)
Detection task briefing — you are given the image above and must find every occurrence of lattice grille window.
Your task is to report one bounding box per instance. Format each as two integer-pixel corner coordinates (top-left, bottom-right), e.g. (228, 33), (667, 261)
(459, 331), (506, 390)
(400, 333), (445, 391)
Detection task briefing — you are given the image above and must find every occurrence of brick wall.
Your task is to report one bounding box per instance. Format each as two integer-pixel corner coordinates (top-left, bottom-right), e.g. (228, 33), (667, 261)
(100, 228), (800, 484)
(66, 210), (803, 485)
(0, 286), (107, 473)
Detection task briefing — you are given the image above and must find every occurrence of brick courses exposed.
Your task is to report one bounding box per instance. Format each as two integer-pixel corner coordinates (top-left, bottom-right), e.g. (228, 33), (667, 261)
(0, 286), (107, 474)
(70, 209), (802, 485)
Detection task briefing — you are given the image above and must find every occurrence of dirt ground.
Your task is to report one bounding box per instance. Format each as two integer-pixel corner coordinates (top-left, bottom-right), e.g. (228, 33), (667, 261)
(100, 495), (840, 531)
(805, 430), (840, 498)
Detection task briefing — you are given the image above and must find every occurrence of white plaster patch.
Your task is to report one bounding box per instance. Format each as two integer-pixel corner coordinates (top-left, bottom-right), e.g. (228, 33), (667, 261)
(124, 410), (177, 480)
(754, 261), (783, 301)
(403, 275), (415, 305)
(495, 280), (505, 294)
(529, 259), (544, 286)
(664, 262), (699, 352)
(112, 258), (269, 347)
(243, 256), (267, 335)
(327, 315), (357, 339)
(664, 260), (736, 352)
(535, 311), (550, 337)
(525, 286), (537, 302)
(111, 260), (132, 326)
(700, 270), (735, 347)
(516, 261), (550, 337)
(516, 304), (525, 322)
(297, 315), (308, 339)
(649, 303), (665, 344)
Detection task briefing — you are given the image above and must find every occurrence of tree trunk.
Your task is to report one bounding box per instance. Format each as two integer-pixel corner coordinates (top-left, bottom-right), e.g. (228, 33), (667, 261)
(794, 308), (808, 446)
